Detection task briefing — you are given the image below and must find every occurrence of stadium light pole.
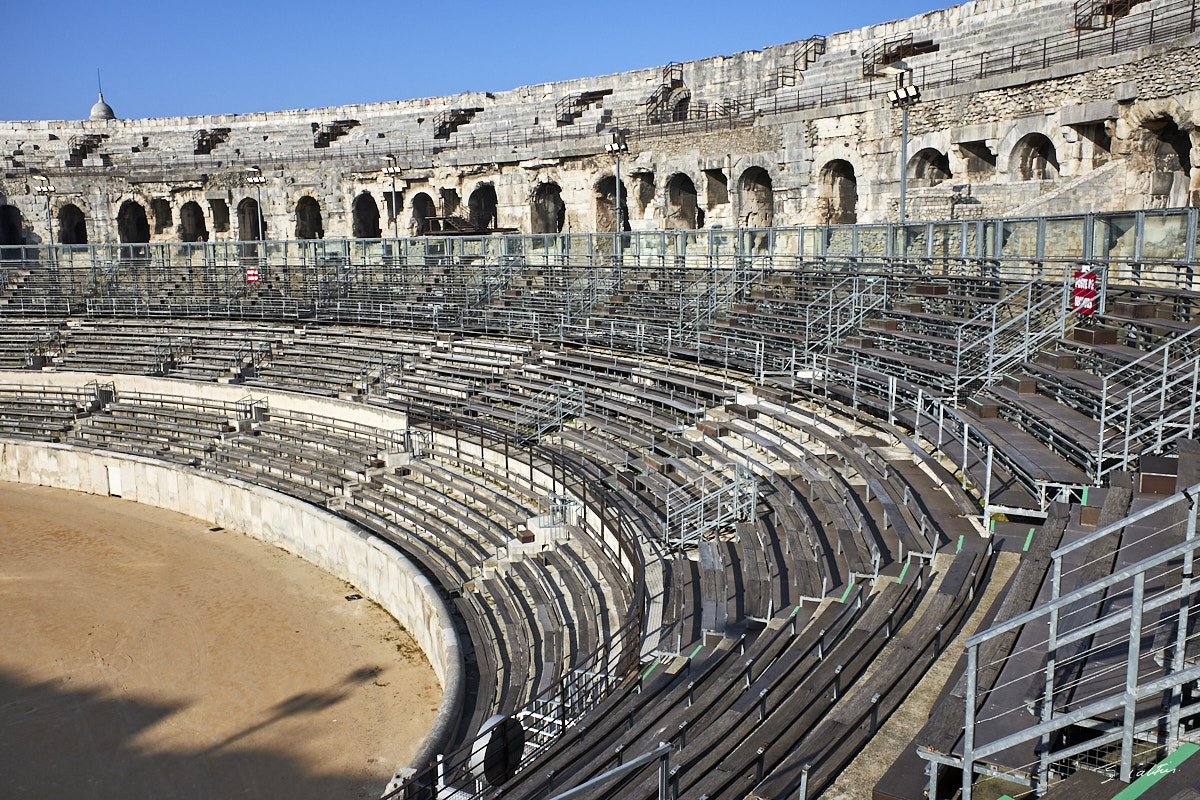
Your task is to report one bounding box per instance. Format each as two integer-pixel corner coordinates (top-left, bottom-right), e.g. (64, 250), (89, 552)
(605, 128), (629, 258)
(33, 176), (56, 247)
(882, 61), (921, 225)
(384, 154), (401, 240)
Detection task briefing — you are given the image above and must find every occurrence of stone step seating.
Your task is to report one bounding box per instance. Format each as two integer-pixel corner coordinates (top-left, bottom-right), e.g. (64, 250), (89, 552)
(213, 412), (385, 502)
(57, 322), (180, 375)
(421, 438), (634, 642)
(70, 391), (243, 466)
(981, 374), (1109, 475)
(717, 412), (878, 584)
(0, 321), (57, 370)
(616, 577), (923, 799)
(246, 335), (387, 396)
(745, 540), (994, 800)
(0, 383), (98, 441)
(912, 504), (1072, 786)
(800, 357), (1053, 512)
(532, 570), (925, 800)
(741, 396), (934, 558)
(494, 597), (831, 800)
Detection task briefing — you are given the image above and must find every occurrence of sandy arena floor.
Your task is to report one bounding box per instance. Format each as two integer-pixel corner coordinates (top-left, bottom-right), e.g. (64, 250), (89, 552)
(0, 480), (441, 799)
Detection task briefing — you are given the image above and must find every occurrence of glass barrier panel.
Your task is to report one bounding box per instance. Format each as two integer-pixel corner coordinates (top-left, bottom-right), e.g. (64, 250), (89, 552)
(1094, 214), (1136, 260)
(801, 228), (822, 257)
(1142, 212), (1188, 261)
(826, 226), (854, 256)
(773, 228), (800, 258)
(1043, 217), (1085, 260)
(858, 226), (888, 256)
(931, 223), (962, 259)
(1000, 220), (1039, 258)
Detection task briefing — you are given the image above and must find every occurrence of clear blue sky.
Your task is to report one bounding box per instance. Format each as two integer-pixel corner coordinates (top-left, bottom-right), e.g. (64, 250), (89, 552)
(3, 0), (950, 121)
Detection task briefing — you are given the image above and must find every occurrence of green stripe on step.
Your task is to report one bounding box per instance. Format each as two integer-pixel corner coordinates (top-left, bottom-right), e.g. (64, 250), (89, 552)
(1023, 527), (1036, 552)
(1110, 741), (1200, 800)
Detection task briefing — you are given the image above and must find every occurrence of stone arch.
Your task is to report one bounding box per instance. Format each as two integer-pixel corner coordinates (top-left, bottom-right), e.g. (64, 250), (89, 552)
(0, 205), (23, 246)
(150, 198), (173, 235)
(1010, 133), (1059, 181)
(1144, 117), (1192, 173)
(531, 182), (565, 234)
(908, 148), (952, 185)
(57, 204), (88, 245)
(738, 166), (774, 228)
(179, 201), (208, 243)
(665, 173), (701, 230)
(409, 192), (438, 235)
(237, 198), (264, 241)
(595, 175), (630, 233)
(118, 201), (151, 243)
(295, 196), (323, 240)
(819, 160), (858, 224)
(1134, 115), (1194, 205)
(352, 192), (381, 239)
(1125, 99), (1199, 205)
(669, 88), (691, 123)
(468, 183), (498, 231)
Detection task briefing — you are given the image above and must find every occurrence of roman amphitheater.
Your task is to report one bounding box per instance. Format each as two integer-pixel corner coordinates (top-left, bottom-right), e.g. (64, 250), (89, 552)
(1, 0), (1199, 797)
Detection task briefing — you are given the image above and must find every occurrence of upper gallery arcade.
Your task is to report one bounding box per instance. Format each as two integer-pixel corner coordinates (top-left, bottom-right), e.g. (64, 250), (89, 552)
(2, 0), (1200, 247)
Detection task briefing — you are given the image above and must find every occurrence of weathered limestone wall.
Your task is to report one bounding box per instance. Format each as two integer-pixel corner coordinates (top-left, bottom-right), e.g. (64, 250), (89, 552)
(3, 0), (1198, 244)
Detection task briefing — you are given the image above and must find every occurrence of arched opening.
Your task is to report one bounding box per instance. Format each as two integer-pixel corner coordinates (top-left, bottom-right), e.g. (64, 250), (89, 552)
(295, 196), (323, 240)
(118, 201), (151, 243)
(670, 90), (691, 123)
(468, 184), (498, 231)
(151, 198), (173, 235)
(908, 148), (952, 185)
(57, 204), (88, 245)
(179, 201), (208, 242)
(531, 183), (565, 234)
(820, 160), (858, 224)
(1145, 117), (1192, 174)
(237, 198), (264, 241)
(1011, 133), (1059, 181)
(0, 205), (23, 247)
(352, 193), (381, 239)
(595, 175), (629, 233)
(410, 193), (437, 236)
(665, 173), (700, 229)
(738, 167), (774, 228)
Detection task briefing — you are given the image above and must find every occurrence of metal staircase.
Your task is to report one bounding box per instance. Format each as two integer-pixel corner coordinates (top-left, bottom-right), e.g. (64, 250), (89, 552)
(926, 484), (1200, 799)
(661, 464), (759, 550)
(804, 275), (889, 354)
(772, 35), (828, 89)
(554, 89), (613, 127)
(514, 384), (585, 444)
(645, 63), (685, 124)
(1096, 323), (1200, 482)
(952, 271), (1077, 398)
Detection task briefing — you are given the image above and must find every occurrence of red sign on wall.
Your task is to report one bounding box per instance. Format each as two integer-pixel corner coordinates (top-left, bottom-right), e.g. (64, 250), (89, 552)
(1072, 268), (1097, 315)
(245, 266), (260, 283)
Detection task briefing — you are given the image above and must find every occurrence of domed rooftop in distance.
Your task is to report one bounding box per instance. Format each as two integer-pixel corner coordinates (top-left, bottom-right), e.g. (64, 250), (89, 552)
(88, 92), (115, 121)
